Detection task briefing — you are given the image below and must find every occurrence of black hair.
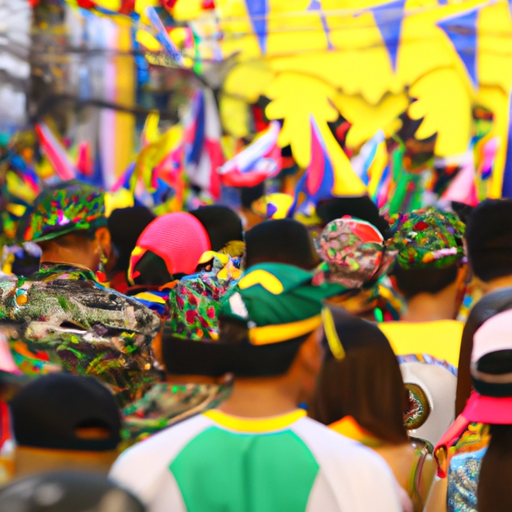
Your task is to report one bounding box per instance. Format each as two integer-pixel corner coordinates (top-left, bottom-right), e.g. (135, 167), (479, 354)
(161, 317), (310, 378)
(245, 219), (320, 270)
(316, 196), (391, 239)
(456, 288), (512, 416)
(240, 183), (265, 209)
(131, 251), (172, 286)
(189, 205), (243, 252)
(309, 308), (409, 445)
(466, 199), (512, 282)
(392, 263), (459, 300)
(107, 207), (156, 274)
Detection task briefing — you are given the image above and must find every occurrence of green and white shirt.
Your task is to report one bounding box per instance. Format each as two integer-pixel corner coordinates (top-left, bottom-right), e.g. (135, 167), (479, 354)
(111, 409), (401, 512)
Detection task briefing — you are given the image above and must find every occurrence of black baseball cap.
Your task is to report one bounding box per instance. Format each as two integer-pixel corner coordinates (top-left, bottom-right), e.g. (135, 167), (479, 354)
(0, 471), (145, 512)
(9, 374), (121, 451)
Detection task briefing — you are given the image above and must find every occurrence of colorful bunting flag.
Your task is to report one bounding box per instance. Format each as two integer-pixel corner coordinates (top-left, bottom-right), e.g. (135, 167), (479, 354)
(245, 0), (268, 54)
(357, 131), (390, 208)
(35, 123), (77, 181)
(218, 121), (282, 187)
(308, 0), (333, 50)
(145, 6), (184, 66)
(437, 7), (480, 88)
(290, 117), (366, 215)
(370, 0), (406, 71)
(183, 89), (224, 199)
(76, 141), (93, 177)
(502, 93), (512, 197)
(441, 150), (478, 205)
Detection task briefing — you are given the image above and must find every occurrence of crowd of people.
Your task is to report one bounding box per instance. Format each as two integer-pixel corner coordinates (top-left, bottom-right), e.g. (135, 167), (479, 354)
(0, 179), (510, 512)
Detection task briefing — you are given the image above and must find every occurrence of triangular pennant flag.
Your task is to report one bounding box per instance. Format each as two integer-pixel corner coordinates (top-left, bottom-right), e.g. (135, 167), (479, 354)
(370, 0), (406, 71)
(501, 92), (512, 197)
(245, 0), (268, 54)
(437, 7), (480, 88)
(218, 121), (282, 187)
(308, 0), (333, 50)
(290, 117), (366, 215)
(35, 123), (77, 181)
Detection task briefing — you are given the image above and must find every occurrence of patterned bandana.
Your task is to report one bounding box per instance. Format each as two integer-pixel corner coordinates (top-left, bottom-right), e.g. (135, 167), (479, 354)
(165, 254), (241, 340)
(389, 207), (465, 269)
(314, 216), (396, 289)
(23, 181), (106, 243)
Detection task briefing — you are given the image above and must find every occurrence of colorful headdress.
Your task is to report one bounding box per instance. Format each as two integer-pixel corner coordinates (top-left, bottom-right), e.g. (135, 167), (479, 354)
(389, 207), (465, 269)
(315, 216), (396, 289)
(23, 181), (106, 243)
(166, 266), (238, 341)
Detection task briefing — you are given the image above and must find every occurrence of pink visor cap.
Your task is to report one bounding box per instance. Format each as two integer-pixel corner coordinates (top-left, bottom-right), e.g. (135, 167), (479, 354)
(129, 212), (211, 282)
(462, 309), (512, 424)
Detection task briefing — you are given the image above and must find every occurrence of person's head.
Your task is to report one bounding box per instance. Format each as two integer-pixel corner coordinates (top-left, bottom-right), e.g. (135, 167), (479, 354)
(316, 216), (396, 289)
(190, 205), (244, 254)
(455, 287), (512, 416)
(309, 307), (408, 445)
(128, 212), (211, 287)
(316, 196), (391, 238)
(161, 263), (345, 401)
(244, 219), (320, 270)
(161, 263), (239, 355)
(459, 310), (512, 512)
(107, 206), (156, 276)
(389, 207), (466, 305)
(466, 199), (512, 287)
(0, 471), (145, 512)
(23, 181), (110, 272)
(9, 373), (121, 477)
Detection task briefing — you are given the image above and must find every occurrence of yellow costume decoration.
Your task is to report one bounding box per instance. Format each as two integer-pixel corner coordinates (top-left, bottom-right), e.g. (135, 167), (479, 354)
(167, 0), (512, 198)
(379, 320), (463, 368)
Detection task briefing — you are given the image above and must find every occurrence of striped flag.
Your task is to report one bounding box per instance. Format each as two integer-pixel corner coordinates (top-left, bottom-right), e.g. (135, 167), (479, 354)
(218, 121), (282, 187)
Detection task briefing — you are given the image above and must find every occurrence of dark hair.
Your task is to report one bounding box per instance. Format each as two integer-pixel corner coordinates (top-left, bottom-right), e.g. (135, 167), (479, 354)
(455, 288), (512, 416)
(466, 199), (512, 282)
(162, 318), (309, 378)
(478, 424), (512, 512)
(240, 183), (265, 209)
(245, 219), (320, 270)
(190, 205), (243, 252)
(392, 263), (459, 300)
(131, 251), (172, 286)
(107, 207), (156, 273)
(309, 308), (408, 445)
(316, 196), (391, 239)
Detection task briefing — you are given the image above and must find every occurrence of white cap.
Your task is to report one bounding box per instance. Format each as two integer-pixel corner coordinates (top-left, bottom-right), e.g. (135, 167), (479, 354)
(472, 309), (512, 363)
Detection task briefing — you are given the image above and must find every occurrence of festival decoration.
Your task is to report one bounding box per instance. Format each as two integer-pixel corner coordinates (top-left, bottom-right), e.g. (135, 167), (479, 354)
(166, 0), (512, 202)
(12, 0), (512, 224)
(218, 121), (282, 187)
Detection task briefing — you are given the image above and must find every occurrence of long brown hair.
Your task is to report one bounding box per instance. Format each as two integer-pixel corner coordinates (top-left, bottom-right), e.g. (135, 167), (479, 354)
(309, 307), (409, 445)
(456, 290), (512, 416)
(478, 424), (512, 512)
